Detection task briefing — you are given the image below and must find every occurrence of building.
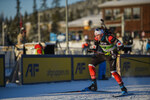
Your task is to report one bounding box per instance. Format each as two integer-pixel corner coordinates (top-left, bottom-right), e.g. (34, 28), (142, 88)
(68, 14), (102, 40)
(99, 0), (150, 38)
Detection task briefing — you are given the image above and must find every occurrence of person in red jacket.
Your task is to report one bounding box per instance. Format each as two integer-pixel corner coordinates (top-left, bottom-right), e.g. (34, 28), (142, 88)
(82, 41), (89, 55)
(84, 28), (127, 95)
(34, 43), (44, 55)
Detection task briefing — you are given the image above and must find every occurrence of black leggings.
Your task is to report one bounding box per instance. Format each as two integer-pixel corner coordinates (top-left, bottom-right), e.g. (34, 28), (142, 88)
(90, 54), (117, 71)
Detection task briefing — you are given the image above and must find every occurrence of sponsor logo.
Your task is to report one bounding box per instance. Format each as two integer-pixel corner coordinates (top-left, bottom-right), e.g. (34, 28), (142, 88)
(75, 62), (86, 74)
(26, 64), (39, 77)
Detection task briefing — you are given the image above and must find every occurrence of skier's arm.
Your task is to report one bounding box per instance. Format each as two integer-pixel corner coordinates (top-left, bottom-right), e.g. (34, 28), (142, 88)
(87, 37), (100, 53)
(107, 35), (124, 51)
(116, 39), (124, 51)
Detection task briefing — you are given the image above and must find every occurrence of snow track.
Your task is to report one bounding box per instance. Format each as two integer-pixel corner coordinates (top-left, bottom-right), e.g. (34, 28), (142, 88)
(0, 77), (150, 100)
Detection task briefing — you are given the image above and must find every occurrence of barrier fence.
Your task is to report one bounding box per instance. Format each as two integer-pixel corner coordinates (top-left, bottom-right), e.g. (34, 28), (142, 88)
(21, 55), (99, 84)
(21, 54), (150, 84)
(120, 55), (150, 77)
(1, 54), (150, 86)
(0, 55), (5, 87)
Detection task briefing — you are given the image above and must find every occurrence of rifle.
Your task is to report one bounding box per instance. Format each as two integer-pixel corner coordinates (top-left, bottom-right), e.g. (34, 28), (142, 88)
(100, 19), (111, 36)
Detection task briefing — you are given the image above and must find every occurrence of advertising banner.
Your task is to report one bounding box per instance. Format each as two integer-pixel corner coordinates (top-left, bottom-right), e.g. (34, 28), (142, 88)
(22, 55), (72, 84)
(120, 55), (150, 77)
(73, 56), (105, 80)
(22, 55), (112, 84)
(73, 56), (91, 80)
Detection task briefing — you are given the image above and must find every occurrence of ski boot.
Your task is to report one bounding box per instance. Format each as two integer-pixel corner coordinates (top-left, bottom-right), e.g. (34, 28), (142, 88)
(83, 80), (97, 91)
(120, 85), (128, 95)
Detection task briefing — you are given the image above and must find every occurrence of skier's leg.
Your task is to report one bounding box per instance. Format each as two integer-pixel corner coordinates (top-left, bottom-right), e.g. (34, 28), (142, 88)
(87, 64), (97, 91)
(88, 64), (96, 80)
(111, 71), (127, 94)
(109, 58), (127, 94)
(86, 55), (105, 91)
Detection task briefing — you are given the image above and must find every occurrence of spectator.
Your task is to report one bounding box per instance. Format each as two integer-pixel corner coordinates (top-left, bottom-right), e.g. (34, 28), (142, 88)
(146, 39), (150, 54)
(11, 27), (27, 85)
(34, 43), (45, 55)
(82, 41), (90, 55)
(123, 34), (133, 54)
(17, 27), (27, 45)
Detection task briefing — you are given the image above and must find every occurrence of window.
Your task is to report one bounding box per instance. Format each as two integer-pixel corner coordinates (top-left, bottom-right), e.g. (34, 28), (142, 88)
(124, 8), (132, 19)
(133, 31), (140, 38)
(105, 9), (112, 20)
(113, 9), (120, 20)
(133, 7), (140, 19)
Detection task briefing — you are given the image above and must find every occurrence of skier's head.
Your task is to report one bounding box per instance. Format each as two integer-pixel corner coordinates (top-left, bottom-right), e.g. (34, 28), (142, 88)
(94, 28), (105, 41)
(20, 27), (26, 36)
(21, 27), (26, 32)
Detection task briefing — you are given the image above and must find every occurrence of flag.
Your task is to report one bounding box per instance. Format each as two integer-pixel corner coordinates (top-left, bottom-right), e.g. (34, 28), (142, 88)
(20, 13), (23, 29)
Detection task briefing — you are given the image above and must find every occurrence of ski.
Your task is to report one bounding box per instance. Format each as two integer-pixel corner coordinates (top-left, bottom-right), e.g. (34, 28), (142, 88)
(112, 93), (134, 97)
(51, 90), (115, 94)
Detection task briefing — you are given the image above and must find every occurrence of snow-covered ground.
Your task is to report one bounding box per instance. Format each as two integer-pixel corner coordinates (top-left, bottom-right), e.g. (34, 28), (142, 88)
(0, 77), (150, 100)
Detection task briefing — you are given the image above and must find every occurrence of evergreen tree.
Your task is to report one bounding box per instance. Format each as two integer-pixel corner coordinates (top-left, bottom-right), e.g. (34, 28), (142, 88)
(0, 13), (4, 35)
(8, 15), (20, 44)
(76, 9), (81, 19)
(69, 11), (74, 21)
(51, 11), (59, 33)
(16, 0), (21, 31)
(33, 0), (38, 25)
(51, 0), (61, 34)
(33, 0), (37, 13)
(51, 0), (60, 8)
(24, 11), (28, 23)
(40, 0), (48, 10)
(31, 0), (38, 39)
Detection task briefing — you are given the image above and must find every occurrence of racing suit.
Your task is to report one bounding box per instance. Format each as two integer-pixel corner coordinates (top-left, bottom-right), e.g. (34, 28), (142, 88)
(88, 34), (127, 93)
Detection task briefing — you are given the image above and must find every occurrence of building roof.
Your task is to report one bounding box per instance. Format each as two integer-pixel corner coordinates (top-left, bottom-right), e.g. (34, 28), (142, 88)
(68, 13), (102, 27)
(99, 0), (150, 8)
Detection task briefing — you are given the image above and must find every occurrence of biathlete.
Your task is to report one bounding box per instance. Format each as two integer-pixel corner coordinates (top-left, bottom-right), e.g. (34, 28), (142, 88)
(85, 28), (127, 95)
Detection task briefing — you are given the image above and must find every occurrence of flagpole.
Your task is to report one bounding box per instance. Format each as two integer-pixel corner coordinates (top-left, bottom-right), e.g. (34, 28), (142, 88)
(65, 0), (69, 54)
(2, 22), (5, 46)
(38, 12), (41, 42)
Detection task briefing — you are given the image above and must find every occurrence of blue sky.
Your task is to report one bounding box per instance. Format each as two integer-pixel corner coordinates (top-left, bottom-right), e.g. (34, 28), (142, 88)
(0, 0), (84, 19)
